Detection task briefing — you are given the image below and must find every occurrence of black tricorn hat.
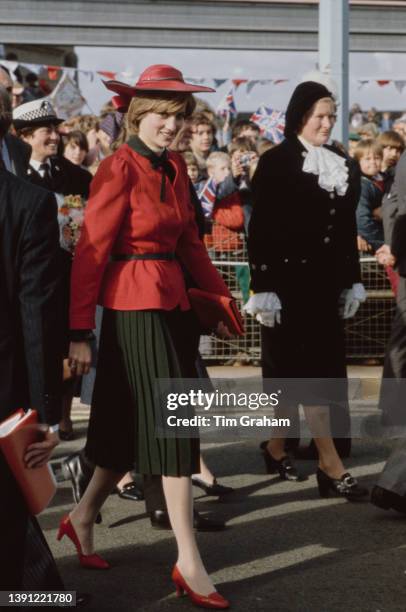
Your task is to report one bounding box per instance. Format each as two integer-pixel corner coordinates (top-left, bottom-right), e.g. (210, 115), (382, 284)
(284, 81), (333, 140)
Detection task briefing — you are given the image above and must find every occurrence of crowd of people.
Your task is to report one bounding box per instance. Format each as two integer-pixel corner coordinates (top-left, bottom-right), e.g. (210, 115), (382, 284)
(1, 60), (406, 609)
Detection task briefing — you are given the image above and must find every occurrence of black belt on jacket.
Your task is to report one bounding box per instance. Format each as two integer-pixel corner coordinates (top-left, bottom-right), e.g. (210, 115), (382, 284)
(111, 252), (176, 261)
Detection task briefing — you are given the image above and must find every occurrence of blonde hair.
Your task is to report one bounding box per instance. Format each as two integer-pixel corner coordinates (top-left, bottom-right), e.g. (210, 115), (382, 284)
(353, 138), (383, 162)
(125, 91), (196, 137)
(206, 151), (231, 168)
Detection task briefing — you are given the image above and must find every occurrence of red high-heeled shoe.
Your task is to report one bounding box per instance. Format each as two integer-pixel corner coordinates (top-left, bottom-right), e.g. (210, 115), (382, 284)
(57, 514), (110, 570)
(171, 565), (229, 609)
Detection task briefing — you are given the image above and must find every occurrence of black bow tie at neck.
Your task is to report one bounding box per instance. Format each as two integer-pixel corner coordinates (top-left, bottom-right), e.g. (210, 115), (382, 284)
(126, 135), (175, 202)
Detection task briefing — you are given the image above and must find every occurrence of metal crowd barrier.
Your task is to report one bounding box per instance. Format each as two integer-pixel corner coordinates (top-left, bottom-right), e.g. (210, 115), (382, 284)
(202, 234), (395, 364)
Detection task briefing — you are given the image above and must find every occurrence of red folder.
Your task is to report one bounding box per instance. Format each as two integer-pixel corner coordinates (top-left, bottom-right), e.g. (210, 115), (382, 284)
(0, 409), (57, 515)
(188, 288), (245, 336)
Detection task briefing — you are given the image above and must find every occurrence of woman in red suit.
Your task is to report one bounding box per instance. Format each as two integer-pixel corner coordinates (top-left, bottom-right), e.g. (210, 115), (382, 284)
(59, 65), (231, 609)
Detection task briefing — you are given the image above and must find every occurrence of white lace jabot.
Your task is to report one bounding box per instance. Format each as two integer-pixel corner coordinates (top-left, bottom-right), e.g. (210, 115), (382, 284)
(298, 136), (349, 196)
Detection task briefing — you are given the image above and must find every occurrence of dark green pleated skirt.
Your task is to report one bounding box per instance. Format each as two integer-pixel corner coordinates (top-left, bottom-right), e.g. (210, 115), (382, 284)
(85, 308), (200, 476)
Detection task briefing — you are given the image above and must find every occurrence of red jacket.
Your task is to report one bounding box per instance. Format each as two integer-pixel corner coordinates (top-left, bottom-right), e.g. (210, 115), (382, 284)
(204, 191), (245, 252)
(70, 144), (230, 329)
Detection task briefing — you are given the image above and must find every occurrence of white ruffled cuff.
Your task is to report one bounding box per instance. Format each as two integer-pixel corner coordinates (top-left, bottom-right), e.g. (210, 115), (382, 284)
(243, 292), (282, 316)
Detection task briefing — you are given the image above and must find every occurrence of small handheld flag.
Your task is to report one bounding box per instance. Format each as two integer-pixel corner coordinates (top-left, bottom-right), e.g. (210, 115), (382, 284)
(216, 87), (237, 119)
(250, 105), (285, 144)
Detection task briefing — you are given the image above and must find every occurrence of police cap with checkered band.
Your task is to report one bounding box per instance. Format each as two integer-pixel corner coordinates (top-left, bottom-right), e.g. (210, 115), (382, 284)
(13, 98), (64, 129)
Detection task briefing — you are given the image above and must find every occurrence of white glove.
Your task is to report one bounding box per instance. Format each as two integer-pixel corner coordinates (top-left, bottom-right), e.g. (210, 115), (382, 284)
(243, 292), (282, 327)
(339, 283), (367, 319)
(256, 310), (281, 327)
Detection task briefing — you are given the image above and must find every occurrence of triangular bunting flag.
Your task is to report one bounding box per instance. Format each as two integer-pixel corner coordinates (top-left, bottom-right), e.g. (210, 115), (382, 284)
(213, 79), (228, 89)
(232, 79), (248, 89)
(273, 79), (288, 85)
(47, 65), (61, 81)
(394, 80), (406, 93)
(186, 77), (206, 84)
(358, 80), (369, 89)
(97, 70), (117, 80)
(80, 70), (94, 82)
(246, 80), (261, 95)
(377, 80), (390, 87)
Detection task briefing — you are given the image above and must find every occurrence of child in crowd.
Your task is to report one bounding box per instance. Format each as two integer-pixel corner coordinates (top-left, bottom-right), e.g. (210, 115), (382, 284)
(221, 118), (261, 149)
(188, 112), (216, 178)
(183, 151), (200, 187)
(228, 137), (259, 232)
(354, 139), (385, 253)
(199, 151), (244, 253)
(256, 137), (274, 157)
(231, 120), (260, 145)
(63, 130), (89, 168)
(376, 130), (405, 192)
(61, 114), (110, 174)
(229, 137), (258, 183)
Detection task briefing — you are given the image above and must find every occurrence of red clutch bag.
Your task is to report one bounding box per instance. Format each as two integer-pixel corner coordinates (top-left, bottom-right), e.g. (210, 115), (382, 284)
(0, 409), (57, 515)
(187, 288), (245, 336)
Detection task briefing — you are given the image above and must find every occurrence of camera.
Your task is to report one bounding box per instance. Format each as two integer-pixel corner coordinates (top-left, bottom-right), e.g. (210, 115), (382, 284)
(239, 153), (252, 168)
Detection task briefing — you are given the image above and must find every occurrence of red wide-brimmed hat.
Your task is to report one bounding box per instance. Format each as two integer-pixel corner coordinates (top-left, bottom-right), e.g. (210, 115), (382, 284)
(104, 64), (215, 98)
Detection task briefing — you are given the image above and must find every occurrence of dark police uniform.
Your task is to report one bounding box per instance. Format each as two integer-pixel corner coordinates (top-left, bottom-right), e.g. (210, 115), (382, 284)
(26, 155), (92, 199)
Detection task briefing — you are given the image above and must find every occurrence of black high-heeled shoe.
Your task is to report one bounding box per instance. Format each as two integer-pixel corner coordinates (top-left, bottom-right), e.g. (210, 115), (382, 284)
(262, 449), (307, 482)
(316, 468), (369, 500)
(115, 481), (144, 501)
(191, 476), (234, 496)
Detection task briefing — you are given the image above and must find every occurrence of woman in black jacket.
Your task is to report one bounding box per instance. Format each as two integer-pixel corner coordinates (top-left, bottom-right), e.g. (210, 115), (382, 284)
(245, 81), (368, 499)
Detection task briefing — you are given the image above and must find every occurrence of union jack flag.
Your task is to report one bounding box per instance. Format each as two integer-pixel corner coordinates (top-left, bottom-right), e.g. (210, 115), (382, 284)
(250, 105), (286, 144)
(216, 87), (237, 119)
(198, 178), (218, 218)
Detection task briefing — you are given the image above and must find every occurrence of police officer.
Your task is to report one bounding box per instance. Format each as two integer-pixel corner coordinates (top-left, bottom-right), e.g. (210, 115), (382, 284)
(13, 98), (91, 198)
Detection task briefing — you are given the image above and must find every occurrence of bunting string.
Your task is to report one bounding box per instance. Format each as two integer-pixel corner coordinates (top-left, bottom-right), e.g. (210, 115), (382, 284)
(0, 59), (291, 93)
(2, 59), (406, 94)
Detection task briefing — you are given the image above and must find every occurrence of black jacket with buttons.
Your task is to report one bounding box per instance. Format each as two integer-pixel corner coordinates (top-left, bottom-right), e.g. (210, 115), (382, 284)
(247, 136), (361, 296)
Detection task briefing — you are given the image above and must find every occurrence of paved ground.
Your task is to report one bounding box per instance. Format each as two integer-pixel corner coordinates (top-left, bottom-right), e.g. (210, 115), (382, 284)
(41, 366), (406, 612)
